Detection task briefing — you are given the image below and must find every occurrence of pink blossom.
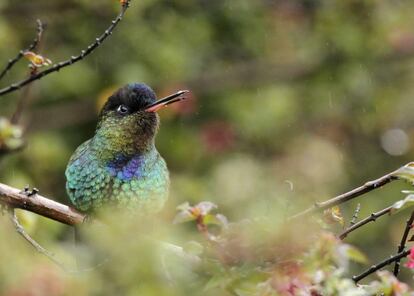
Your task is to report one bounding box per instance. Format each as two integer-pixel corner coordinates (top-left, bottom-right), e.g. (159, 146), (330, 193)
(404, 247), (414, 269)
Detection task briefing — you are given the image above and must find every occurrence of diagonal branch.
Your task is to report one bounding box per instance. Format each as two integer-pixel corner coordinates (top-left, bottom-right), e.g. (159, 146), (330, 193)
(349, 203), (361, 227)
(11, 21), (47, 125)
(289, 168), (399, 221)
(352, 249), (410, 283)
(8, 208), (68, 269)
(0, 182), (85, 225)
(0, 19), (45, 81)
(393, 210), (414, 276)
(339, 205), (393, 240)
(0, 0), (131, 97)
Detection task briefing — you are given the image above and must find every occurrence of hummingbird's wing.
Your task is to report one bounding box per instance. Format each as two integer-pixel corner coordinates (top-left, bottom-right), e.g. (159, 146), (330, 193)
(65, 140), (113, 212)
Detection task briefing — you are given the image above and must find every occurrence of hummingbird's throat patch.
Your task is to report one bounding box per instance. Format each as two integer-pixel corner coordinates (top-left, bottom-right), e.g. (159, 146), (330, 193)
(106, 154), (144, 181)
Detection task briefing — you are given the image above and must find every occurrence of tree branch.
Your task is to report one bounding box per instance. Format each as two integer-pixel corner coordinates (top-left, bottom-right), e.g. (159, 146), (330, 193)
(352, 249), (410, 283)
(289, 168), (399, 221)
(349, 203), (361, 227)
(393, 210), (414, 276)
(0, 19), (44, 81)
(338, 205), (392, 240)
(0, 1), (131, 97)
(0, 182), (85, 225)
(11, 22), (47, 125)
(8, 208), (68, 269)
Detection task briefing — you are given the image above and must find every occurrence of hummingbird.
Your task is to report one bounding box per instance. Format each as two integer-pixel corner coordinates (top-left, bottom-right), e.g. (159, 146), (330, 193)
(65, 83), (189, 213)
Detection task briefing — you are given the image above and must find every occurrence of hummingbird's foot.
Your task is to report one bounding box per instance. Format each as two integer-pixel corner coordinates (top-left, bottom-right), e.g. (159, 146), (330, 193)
(20, 185), (39, 197)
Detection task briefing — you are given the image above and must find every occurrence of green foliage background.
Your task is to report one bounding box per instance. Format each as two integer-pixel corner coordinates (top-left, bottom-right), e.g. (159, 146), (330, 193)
(1, 0), (414, 294)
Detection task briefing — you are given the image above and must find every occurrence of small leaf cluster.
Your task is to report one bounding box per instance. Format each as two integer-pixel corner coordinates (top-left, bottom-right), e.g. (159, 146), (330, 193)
(173, 202), (414, 296)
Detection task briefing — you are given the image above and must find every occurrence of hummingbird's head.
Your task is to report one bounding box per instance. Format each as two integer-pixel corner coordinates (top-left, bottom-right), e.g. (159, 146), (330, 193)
(95, 83), (188, 155)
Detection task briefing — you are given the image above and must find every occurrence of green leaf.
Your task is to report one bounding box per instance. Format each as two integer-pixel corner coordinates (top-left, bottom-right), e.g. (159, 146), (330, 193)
(342, 244), (368, 264)
(203, 213), (228, 226)
(176, 202), (191, 212)
(204, 274), (230, 291)
(390, 194), (414, 215)
(183, 240), (204, 256)
(0, 117), (24, 151)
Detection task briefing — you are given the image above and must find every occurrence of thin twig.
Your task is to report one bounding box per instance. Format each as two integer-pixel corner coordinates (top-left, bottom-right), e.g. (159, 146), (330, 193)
(0, 182), (85, 225)
(0, 20), (44, 81)
(339, 205), (393, 240)
(10, 73), (35, 124)
(289, 168), (398, 221)
(8, 208), (68, 270)
(3, 189), (108, 273)
(9, 207), (111, 273)
(349, 203), (361, 227)
(11, 21), (46, 124)
(352, 249), (410, 283)
(393, 210), (414, 276)
(0, 1), (131, 97)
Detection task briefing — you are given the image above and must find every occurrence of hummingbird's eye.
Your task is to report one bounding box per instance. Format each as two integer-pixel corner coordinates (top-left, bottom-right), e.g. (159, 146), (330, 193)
(117, 104), (129, 115)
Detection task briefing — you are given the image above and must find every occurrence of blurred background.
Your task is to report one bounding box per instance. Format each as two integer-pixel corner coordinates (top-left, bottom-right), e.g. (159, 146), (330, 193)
(1, 0), (414, 294)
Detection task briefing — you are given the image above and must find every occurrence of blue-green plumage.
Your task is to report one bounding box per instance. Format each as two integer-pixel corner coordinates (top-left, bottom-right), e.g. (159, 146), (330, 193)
(65, 83), (187, 213)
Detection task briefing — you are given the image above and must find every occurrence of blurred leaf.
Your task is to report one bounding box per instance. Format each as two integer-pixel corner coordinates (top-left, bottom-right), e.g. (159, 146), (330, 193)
(390, 194), (414, 215)
(196, 201), (218, 216)
(393, 163), (414, 185)
(176, 202), (191, 212)
(173, 207), (197, 224)
(323, 206), (344, 227)
(342, 244), (368, 264)
(0, 117), (24, 152)
(202, 213), (228, 228)
(368, 271), (410, 295)
(183, 240), (204, 256)
(216, 214), (229, 227)
(204, 274), (229, 292)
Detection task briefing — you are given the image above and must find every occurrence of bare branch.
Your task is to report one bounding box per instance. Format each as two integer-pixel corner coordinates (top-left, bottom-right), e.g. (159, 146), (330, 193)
(289, 168), (399, 221)
(10, 74), (35, 124)
(0, 182), (85, 225)
(393, 210), (414, 276)
(0, 19), (45, 81)
(352, 249), (410, 283)
(0, 1), (131, 97)
(349, 203), (361, 227)
(339, 205), (392, 240)
(11, 22), (47, 125)
(8, 208), (67, 269)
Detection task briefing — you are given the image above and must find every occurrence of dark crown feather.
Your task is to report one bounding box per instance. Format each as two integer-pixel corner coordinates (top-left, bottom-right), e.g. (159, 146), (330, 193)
(101, 83), (157, 115)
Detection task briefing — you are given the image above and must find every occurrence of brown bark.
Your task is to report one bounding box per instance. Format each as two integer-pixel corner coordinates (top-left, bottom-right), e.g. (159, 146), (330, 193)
(0, 183), (85, 225)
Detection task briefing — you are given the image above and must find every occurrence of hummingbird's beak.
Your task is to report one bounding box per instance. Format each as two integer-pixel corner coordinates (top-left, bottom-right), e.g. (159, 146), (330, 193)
(145, 90), (190, 112)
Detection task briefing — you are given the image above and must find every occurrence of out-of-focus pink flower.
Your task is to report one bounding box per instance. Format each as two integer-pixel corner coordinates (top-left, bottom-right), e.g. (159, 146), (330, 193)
(270, 262), (312, 296)
(389, 29), (414, 54)
(201, 121), (235, 153)
(405, 246), (414, 269)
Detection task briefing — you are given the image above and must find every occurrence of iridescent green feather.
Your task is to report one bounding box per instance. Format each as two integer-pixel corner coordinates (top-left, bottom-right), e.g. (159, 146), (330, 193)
(66, 139), (169, 213)
(65, 83), (171, 213)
